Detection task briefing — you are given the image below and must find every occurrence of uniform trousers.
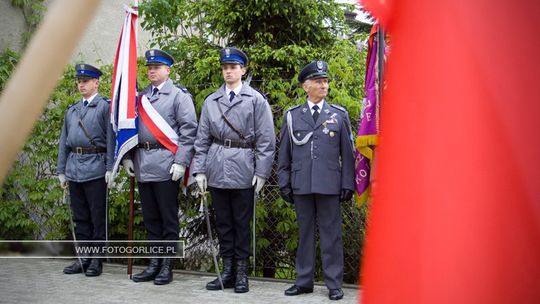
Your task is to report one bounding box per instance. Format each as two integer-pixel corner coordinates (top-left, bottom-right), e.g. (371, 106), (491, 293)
(138, 180), (180, 251)
(210, 187), (254, 259)
(68, 178), (107, 250)
(293, 193), (343, 289)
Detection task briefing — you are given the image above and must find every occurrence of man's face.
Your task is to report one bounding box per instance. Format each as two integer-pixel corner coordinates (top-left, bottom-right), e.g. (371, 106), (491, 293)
(221, 63), (246, 86)
(76, 77), (99, 98)
(302, 77), (329, 103)
(147, 64), (170, 86)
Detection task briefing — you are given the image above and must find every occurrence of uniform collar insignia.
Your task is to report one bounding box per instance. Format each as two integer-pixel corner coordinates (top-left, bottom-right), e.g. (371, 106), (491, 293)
(324, 108), (330, 114)
(302, 107), (307, 113)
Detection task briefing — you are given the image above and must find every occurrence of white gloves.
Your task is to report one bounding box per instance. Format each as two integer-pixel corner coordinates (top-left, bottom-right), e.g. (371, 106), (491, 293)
(122, 159), (135, 177)
(195, 173), (207, 193)
(58, 174), (68, 189)
(252, 175), (266, 194)
(170, 164), (186, 181)
(105, 171), (115, 188)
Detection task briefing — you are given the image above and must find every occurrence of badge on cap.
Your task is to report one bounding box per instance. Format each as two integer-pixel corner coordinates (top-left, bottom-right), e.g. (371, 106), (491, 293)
(149, 50), (155, 56)
(225, 48), (231, 56)
(80, 64), (85, 70)
(316, 61), (324, 72)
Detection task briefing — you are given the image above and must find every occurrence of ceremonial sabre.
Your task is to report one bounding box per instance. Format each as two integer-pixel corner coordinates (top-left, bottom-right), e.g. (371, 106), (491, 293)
(199, 191), (224, 290)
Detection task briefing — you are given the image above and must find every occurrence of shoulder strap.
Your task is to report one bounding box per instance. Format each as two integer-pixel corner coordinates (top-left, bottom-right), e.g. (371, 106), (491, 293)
(216, 101), (246, 140)
(76, 112), (98, 147)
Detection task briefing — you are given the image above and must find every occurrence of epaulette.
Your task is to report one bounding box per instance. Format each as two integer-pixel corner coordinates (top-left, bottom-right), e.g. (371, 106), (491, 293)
(176, 85), (192, 95)
(250, 86), (268, 100)
(285, 104), (302, 112)
(330, 104), (348, 113)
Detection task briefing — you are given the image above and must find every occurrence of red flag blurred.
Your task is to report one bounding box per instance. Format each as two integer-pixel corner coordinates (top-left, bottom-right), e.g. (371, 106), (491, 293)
(359, 0), (540, 303)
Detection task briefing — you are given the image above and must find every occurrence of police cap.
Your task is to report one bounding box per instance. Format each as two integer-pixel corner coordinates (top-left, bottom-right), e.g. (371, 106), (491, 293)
(145, 49), (174, 66)
(298, 60), (329, 83)
(220, 47), (248, 66)
(75, 63), (102, 79)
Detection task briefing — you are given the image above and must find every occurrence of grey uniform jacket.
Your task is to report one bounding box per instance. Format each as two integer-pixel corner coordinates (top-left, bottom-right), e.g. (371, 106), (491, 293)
(57, 94), (115, 182)
(191, 84), (275, 189)
(277, 101), (355, 195)
(133, 79), (198, 182)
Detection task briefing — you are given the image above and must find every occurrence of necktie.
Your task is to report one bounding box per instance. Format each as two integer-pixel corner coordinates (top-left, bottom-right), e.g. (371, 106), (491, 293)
(312, 105), (319, 122)
(152, 87), (159, 96)
(229, 91), (235, 102)
(83, 100), (88, 107)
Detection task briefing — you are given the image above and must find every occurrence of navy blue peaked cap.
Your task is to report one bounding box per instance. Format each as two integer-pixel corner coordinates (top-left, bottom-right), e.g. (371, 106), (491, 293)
(298, 60), (329, 83)
(145, 49), (174, 66)
(220, 47), (248, 66)
(75, 63), (102, 79)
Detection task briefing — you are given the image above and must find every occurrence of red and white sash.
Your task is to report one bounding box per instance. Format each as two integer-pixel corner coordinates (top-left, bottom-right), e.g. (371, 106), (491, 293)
(138, 95), (179, 154)
(138, 94), (194, 188)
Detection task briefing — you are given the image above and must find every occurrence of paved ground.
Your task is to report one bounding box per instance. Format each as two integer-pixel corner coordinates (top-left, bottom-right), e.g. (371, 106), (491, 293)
(0, 259), (361, 304)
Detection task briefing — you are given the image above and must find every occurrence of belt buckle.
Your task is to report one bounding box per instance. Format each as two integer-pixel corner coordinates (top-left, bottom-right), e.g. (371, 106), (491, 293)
(224, 139), (232, 148)
(76, 147), (83, 154)
(144, 142), (151, 150)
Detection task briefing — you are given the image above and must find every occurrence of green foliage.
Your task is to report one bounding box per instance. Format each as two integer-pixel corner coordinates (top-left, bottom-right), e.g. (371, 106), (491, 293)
(0, 0), (369, 284)
(10, 0), (46, 47)
(137, 0), (368, 283)
(0, 49), (20, 91)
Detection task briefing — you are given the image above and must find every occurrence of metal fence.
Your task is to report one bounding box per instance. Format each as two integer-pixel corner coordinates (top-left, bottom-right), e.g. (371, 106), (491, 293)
(172, 141), (368, 285)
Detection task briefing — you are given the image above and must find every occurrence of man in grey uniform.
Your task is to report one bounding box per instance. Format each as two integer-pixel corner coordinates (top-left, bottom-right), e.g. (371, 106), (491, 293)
(122, 49), (198, 285)
(192, 47), (275, 293)
(277, 61), (355, 301)
(57, 63), (115, 277)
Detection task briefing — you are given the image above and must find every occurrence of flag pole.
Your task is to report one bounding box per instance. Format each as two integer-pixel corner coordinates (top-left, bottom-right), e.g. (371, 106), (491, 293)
(127, 176), (135, 279)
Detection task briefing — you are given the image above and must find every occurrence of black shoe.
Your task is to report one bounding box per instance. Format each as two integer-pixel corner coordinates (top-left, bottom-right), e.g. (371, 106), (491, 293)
(132, 258), (161, 282)
(206, 257), (236, 290)
(329, 288), (344, 300)
(234, 259), (249, 293)
(284, 285), (314, 296)
(154, 258), (173, 285)
(63, 258), (90, 274)
(85, 258), (103, 277)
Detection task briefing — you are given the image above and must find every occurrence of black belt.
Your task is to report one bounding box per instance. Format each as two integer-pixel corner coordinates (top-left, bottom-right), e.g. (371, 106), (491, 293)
(138, 142), (166, 150)
(71, 147), (106, 154)
(213, 138), (254, 149)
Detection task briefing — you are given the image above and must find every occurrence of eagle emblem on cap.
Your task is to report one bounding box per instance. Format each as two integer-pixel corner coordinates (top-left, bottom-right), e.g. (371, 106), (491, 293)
(80, 64), (85, 70)
(149, 50), (155, 56)
(316, 61), (324, 71)
(225, 48), (231, 56)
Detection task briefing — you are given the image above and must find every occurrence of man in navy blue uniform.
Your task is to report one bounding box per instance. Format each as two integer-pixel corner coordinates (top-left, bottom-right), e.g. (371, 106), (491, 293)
(57, 63), (115, 276)
(277, 60), (355, 301)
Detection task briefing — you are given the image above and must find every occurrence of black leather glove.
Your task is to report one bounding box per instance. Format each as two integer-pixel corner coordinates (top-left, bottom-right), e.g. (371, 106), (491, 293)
(339, 189), (354, 202)
(279, 187), (294, 203)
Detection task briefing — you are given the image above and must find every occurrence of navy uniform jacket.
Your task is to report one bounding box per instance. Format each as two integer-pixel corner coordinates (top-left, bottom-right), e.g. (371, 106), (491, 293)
(277, 101), (355, 195)
(57, 94), (115, 182)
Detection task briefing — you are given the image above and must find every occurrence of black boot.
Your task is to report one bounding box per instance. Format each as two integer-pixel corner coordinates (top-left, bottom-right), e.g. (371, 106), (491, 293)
(85, 258), (103, 277)
(154, 258), (173, 285)
(63, 258), (91, 274)
(132, 258), (161, 282)
(234, 259), (249, 293)
(206, 256), (236, 290)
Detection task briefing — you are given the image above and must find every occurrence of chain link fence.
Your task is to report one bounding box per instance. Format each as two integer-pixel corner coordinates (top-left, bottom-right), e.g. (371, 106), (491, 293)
(172, 138), (368, 285)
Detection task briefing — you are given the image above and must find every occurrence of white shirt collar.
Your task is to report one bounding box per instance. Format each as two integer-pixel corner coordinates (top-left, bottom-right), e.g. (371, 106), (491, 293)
(307, 99), (325, 113)
(225, 83), (243, 97)
(83, 93), (98, 105)
(153, 81), (166, 92)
